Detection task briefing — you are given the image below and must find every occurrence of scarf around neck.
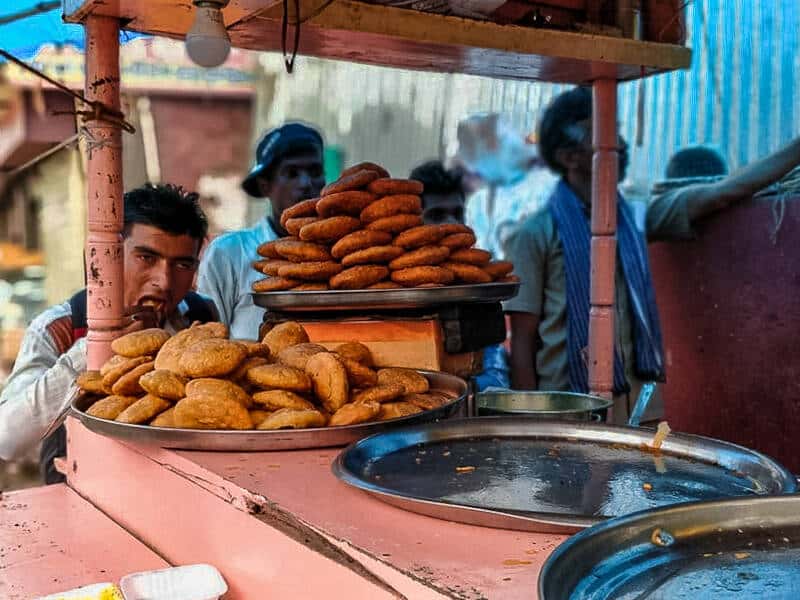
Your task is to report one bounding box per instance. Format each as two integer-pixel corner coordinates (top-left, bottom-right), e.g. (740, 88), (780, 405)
(548, 179), (665, 394)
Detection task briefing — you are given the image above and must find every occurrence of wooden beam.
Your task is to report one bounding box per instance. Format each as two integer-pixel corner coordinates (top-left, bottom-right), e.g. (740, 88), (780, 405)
(588, 79), (618, 400)
(64, 0), (690, 84)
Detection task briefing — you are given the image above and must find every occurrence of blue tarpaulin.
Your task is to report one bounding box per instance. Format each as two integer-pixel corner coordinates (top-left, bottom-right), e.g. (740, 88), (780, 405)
(0, 1), (143, 60)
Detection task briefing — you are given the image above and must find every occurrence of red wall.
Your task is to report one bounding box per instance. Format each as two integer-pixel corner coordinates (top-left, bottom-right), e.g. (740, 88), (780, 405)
(650, 196), (800, 472)
(149, 95), (252, 191)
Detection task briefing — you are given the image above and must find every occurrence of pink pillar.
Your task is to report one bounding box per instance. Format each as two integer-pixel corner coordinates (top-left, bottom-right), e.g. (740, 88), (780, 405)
(588, 79), (618, 398)
(84, 17), (125, 370)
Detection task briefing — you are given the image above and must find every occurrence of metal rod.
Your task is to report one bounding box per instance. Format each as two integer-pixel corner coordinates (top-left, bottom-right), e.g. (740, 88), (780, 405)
(2, 133), (80, 179)
(588, 79), (618, 399)
(0, 1), (60, 25)
(0, 48), (87, 106)
(84, 16), (124, 369)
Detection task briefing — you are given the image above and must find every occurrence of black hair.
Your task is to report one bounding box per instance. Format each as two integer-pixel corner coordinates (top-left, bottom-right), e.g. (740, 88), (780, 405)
(538, 87), (593, 175)
(665, 146), (728, 179)
(123, 183), (208, 240)
(409, 161), (464, 204)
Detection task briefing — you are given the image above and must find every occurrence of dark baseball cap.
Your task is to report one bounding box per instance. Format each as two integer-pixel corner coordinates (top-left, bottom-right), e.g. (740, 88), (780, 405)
(241, 123), (324, 197)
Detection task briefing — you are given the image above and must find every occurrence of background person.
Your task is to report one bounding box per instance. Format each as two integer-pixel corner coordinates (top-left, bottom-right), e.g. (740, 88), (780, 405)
(198, 122), (325, 340)
(504, 87), (800, 423)
(410, 160), (510, 391)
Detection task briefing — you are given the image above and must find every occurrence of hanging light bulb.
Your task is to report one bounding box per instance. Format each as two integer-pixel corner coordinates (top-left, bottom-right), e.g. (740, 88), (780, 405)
(186, 0), (231, 68)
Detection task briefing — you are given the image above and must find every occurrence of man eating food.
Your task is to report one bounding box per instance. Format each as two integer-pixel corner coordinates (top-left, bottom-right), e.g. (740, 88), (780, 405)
(0, 183), (217, 483)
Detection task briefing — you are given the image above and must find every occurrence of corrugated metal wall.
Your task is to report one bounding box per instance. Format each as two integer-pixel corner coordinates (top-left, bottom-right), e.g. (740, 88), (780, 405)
(621, 0), (800, 190)
(257, 0), (800, 237)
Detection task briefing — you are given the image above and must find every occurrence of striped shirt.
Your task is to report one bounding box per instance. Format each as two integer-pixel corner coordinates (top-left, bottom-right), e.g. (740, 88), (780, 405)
(0, 298), (207, 461)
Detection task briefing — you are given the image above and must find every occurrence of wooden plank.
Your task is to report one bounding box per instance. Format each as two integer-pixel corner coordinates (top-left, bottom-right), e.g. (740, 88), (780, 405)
(63, 0), (690, 83)
(63, 0), (273, 29)
(0, 484), (170, 599)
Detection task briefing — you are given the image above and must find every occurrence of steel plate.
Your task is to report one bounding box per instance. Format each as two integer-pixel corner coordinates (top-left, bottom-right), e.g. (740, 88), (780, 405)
(540, 494), (800, 599)
(71, 370), (466, 451)
(332, 418), (796, 533)
(251, 281), (519, 312)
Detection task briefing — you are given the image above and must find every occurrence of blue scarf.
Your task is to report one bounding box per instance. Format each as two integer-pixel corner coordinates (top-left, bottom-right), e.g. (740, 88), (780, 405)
(548, 180), (665, 394)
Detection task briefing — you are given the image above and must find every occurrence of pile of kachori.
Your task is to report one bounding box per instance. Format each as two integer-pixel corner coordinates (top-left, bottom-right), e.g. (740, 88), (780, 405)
(251, 162), (518, 292)
(78, 321), (455, 430)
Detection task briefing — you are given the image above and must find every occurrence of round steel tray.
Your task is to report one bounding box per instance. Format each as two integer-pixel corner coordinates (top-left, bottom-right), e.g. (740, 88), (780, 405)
(71, 370), (466, 451)
(332, 418), (796, 533)
(251, 281), (519, 312)
(540, 494), (800, 599)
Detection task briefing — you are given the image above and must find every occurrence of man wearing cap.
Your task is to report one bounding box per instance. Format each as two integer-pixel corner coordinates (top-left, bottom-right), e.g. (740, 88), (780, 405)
(198, 123), (325, 339)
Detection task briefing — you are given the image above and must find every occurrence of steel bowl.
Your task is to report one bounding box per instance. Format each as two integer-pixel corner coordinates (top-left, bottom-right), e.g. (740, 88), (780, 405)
(476, 390), (612, 421)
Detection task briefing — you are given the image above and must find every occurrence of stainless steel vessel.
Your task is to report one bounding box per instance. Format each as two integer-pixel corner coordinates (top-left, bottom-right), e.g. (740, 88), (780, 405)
(540, 494), (800, 599)
(476, 390), (612, 421)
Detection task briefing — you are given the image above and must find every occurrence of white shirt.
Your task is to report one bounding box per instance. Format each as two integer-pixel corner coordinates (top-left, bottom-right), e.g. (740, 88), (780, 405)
(197, 217), (278, 340)
(0, 300), (196, 461)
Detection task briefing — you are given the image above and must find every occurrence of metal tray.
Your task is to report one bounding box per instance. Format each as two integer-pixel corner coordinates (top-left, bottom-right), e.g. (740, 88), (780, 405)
(251, 281), (519, 312)
(332, 418), (796, 533)
(540, 494), (800, 600)
(71, 370), (466, 452)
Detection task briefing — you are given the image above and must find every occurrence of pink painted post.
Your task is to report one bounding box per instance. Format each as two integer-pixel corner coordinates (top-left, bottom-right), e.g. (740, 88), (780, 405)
(84, 17), (125, 370)
(588, 79), (618, 398)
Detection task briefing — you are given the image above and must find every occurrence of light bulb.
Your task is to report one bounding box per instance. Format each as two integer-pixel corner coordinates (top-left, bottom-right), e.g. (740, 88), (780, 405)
(186, 1), (231, 68)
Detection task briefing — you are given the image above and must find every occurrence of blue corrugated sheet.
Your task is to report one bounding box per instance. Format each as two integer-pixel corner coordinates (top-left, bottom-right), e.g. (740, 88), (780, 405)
(620, 0), (800, 184)
(459, 0), (800, 242)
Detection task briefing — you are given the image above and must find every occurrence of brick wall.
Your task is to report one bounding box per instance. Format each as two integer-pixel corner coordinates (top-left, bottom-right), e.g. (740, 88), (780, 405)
(148, 95), (253, 191)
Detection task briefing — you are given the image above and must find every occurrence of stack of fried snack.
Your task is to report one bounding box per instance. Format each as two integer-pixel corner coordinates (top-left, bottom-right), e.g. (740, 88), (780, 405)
(251, 161), (519, 292)
(76, 321), (454, 430)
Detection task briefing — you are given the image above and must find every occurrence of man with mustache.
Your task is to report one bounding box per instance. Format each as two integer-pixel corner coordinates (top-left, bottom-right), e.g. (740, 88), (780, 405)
(504, 87), (800, 424)
(197, 123), (325, 340)
(0, 184), (215, 483)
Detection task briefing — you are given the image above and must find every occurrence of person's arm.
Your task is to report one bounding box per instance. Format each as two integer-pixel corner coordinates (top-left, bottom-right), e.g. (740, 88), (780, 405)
(196, 239), (235, 328)
(509, 312), (540, 389)
(0, 318), (86, 461)
(686, 137), (800, 220)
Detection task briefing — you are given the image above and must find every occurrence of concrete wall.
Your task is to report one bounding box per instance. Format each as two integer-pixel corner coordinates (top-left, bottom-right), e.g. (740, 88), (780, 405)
(30, 147), (86, 303)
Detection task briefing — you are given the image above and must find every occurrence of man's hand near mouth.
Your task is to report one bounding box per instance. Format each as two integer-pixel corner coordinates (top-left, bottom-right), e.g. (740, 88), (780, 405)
(121, 304), (160, 334)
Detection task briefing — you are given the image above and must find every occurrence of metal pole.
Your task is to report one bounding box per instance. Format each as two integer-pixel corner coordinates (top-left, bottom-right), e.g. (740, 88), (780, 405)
(84, 16), (124, 370)
(588, 79), (618, 399)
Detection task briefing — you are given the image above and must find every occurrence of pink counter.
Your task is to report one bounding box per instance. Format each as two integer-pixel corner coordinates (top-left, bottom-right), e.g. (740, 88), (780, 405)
(0, 484), (170, 599)
(16, 418), (565, 599)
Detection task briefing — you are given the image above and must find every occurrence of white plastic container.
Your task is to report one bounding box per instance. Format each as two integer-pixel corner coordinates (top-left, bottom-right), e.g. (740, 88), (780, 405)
(37, 583), (123, 599)
(120, 564), (228, 600)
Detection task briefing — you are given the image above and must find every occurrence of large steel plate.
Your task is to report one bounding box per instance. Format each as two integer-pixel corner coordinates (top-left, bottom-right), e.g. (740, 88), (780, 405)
(251, 281), (519, 312)
(540, 494), (800, 599)
(332, 418), (796, 533)
(71, 370), (465, 451)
